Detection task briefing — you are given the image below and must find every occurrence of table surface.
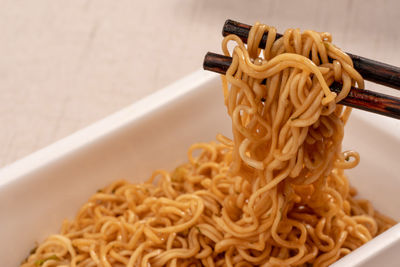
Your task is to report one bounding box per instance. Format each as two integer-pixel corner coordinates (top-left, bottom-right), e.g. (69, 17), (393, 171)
(0, 0), (399, 168)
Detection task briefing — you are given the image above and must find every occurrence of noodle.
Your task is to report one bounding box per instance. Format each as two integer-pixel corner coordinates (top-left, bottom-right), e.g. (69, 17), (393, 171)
(22, 22), (396, 267)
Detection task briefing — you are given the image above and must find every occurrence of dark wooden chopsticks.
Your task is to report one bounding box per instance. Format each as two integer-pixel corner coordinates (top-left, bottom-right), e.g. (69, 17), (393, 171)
(223, 19), (400, 90)
(202, 20), (400, 120)
(204, 52), (400, 119)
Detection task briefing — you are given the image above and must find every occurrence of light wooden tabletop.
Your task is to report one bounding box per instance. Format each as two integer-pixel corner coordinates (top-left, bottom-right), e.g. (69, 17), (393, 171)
(0, 0), (399, 168)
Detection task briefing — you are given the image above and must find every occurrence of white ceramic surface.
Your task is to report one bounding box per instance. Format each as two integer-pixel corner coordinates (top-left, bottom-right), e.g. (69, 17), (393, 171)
(0, 70), (399, 266)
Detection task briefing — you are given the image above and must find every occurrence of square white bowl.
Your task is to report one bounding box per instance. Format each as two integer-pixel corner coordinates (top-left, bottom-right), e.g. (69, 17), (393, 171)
(0, 70), (399, 266)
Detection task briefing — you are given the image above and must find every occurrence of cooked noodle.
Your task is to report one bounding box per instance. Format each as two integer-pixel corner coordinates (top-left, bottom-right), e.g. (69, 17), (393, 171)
(22, 22), (396, 267)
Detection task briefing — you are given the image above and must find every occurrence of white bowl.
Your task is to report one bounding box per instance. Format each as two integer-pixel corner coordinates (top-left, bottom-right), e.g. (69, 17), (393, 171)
(0, 70), (399, 266)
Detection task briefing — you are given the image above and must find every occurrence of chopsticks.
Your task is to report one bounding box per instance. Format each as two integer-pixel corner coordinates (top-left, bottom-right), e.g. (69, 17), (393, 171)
(223, 19), (400, 90)
(202, 20), (400, 120)
(204, 52), (400, 119)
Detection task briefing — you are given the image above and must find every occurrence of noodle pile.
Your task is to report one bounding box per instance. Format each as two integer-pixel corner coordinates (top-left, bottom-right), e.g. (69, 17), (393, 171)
(22, 23), (396, 267)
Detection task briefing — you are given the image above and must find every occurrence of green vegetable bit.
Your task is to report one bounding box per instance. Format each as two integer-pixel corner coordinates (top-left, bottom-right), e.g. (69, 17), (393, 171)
(195, 226), (202, 234)
(35, 255), (59, 266)
(291, 115), (300, 121)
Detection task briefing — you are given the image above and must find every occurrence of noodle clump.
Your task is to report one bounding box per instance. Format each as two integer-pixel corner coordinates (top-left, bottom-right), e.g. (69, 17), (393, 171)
(22, 22), (395, 267)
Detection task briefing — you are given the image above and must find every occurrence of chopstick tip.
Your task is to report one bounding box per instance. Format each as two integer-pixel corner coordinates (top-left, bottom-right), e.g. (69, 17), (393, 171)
(203, 52), (211, 70)
(222, 19), (232, 37)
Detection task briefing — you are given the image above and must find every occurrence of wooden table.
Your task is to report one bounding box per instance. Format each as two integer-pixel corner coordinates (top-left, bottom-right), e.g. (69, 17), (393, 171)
(0, 0), (399, 167)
